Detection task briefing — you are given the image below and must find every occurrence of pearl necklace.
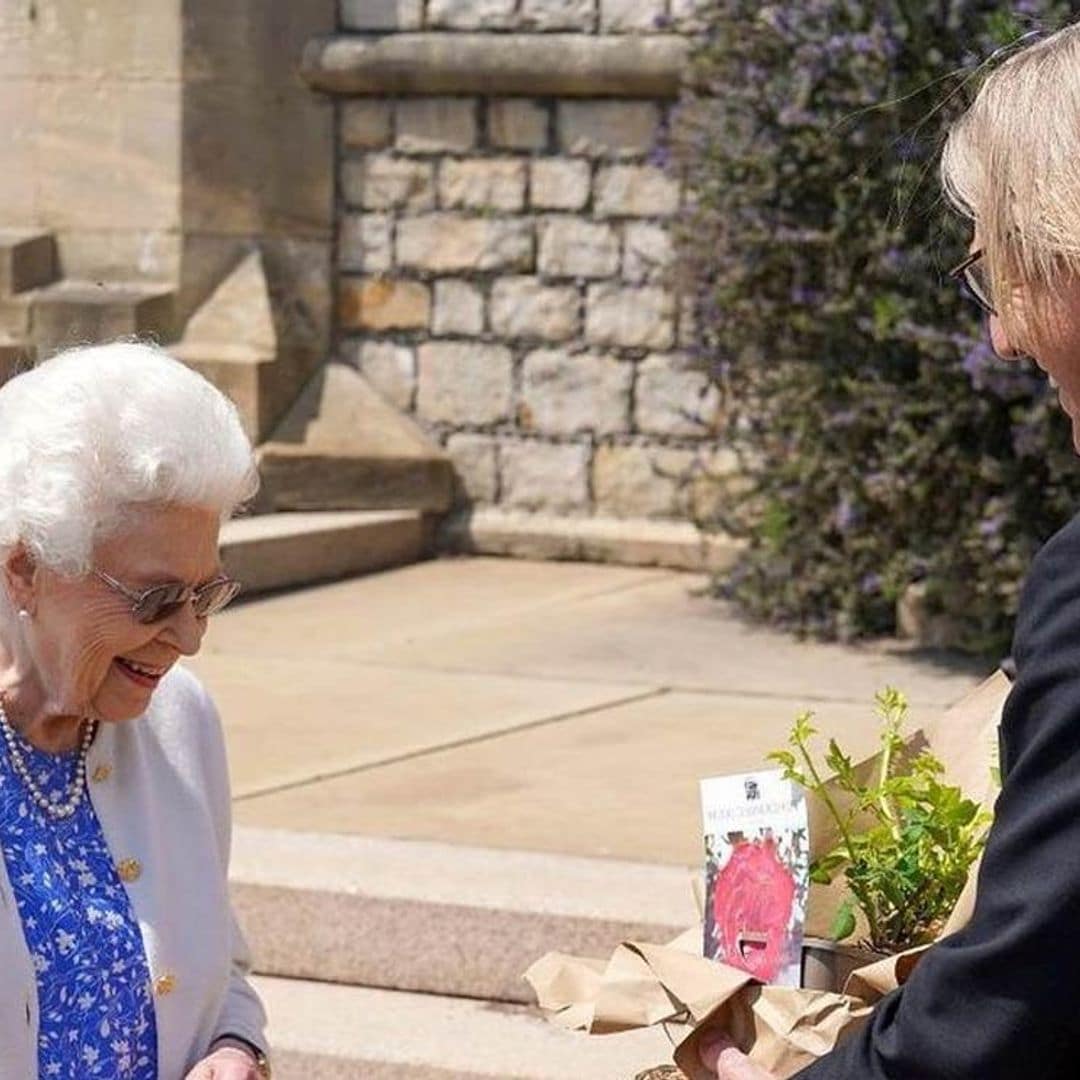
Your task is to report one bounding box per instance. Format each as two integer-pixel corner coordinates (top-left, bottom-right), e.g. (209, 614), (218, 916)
(0, 696), (96, 820)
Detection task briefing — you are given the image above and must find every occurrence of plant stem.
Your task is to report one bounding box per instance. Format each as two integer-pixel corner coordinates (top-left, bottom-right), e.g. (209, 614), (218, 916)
(795, 738), (856, 858)
(877, 722), (903, 844)
(795, 734), (884, 948)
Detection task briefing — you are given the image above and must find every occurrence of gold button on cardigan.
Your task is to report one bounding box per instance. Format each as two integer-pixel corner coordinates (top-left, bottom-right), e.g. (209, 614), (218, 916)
(0, 665), (267, 1078)
(116, 858), (142, 883)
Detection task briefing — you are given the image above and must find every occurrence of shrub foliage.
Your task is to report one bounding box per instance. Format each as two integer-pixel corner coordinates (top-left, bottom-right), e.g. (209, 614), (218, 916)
(768, 688), (990, 952)
(674, 1), (1077, 655)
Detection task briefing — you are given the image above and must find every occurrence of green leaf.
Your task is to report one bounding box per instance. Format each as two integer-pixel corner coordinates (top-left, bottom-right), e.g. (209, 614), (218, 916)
(766, 749), (796, 770)
(809, 851), (847, 884)
(761, 500), (791, 549)
(825, 738), (855, 782)
(791, 710), (817, 745)
(829, 898), (857, 942)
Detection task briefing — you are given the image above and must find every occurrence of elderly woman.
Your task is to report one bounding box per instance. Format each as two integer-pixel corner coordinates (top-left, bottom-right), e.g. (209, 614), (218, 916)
(0, 342), (269, 1079)
(704, 19), (1080, 1080)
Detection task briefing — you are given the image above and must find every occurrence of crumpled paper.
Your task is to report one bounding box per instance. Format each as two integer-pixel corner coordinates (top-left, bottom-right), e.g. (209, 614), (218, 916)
(525, 670), (1009, 1079)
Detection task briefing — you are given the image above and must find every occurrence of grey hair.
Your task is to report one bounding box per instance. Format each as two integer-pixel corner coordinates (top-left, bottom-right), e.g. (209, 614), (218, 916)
(0, 341), (260, 577)
(941, 21), (1080, 351)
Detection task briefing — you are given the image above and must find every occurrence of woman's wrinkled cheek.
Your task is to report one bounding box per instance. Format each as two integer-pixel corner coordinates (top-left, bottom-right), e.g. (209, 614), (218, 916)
(66, 614), (140, 701)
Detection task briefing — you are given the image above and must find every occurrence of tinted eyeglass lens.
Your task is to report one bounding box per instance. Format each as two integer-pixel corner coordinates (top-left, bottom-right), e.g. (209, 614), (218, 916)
(132, 580), (240, 623)
(134, 583), (190, 624)
(965, 264), (995, 314)
(192, 580), (241, 617)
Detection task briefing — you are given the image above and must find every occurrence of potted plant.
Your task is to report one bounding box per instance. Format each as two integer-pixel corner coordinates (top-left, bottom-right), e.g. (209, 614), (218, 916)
(767, 687), (991, 991)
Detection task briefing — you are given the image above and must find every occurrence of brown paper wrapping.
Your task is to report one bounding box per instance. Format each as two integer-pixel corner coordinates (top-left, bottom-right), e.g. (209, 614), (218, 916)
(525, 670), (1010, 1077)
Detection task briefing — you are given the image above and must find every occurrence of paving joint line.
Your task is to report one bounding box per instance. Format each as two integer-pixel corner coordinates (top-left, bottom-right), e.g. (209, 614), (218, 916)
(213, 648), (973, 708)
(232, 686), (671, 803)
(204, 645), (976, 708)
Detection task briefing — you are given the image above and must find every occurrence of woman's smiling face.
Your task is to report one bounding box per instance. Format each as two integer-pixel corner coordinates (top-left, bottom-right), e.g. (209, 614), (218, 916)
(6, 502), (221, 726)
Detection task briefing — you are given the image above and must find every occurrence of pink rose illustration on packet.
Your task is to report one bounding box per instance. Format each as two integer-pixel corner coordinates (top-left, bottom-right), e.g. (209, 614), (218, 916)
(711, 836), (797, 982)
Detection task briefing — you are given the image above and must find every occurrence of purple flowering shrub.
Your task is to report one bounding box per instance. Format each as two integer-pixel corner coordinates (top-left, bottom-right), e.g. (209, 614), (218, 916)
(674, 1), (1077, 654)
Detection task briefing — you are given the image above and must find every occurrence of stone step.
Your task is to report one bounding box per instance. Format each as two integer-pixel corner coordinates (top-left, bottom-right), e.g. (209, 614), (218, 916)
(254, 363), (454, 514)
(230, 827), (697, 1005)
(256, 446), (454, 514)
(251, 975), (677, 1080)
(0, 230), (57, 298)
(29, 280), (176, 352)
(0, 339), (36, 384)
(442, 508), (742, 573)
(172, 341), (279, 445)
(220, 510), (433, 595)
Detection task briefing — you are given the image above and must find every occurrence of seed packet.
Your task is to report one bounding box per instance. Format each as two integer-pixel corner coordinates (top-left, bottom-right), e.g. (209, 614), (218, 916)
(700, 768), (809, 986)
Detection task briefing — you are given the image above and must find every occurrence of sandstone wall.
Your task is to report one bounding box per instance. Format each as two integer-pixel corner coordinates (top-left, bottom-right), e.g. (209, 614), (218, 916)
(0, 0), (183, 279)
(0, 0), (334, 348)
(327, 0), (720, 523)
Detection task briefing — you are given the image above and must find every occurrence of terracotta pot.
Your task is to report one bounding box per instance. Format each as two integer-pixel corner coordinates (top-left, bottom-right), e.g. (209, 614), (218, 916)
(801, 936), (886, 993)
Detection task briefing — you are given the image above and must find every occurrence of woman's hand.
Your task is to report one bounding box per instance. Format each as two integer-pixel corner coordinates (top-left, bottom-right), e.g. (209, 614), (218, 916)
(699, 1032), (778, 1079)
(183, 1046), (262, 1079)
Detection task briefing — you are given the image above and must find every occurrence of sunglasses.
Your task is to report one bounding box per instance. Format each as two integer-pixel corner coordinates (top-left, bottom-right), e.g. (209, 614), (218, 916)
(949, 248), (996, 316)
(94, 568), (242, 624)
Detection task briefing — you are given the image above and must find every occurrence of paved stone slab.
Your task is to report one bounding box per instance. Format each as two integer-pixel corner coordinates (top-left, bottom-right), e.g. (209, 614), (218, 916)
(213, 558), (986, 863)
(234, 690), (942, 864)
(202, 556), (668, 660)
(231, 827), (696, 1002)
(188, 649), (655, 797)
(252, 975), (677, 1079)
(345, 571), (986, 707)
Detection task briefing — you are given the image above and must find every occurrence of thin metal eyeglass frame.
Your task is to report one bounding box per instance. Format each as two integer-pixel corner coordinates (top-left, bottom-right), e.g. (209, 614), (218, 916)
(93, 568), (242, 623)
(949, 248), (997, 317)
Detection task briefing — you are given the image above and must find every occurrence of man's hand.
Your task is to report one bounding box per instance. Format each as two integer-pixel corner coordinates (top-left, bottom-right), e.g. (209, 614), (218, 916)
(699, 1032), (778, 1080)
(183, 1046), (262, 1079)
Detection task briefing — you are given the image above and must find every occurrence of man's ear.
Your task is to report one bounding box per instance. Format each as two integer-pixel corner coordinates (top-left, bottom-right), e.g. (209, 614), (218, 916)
(3, 543), (37, 615)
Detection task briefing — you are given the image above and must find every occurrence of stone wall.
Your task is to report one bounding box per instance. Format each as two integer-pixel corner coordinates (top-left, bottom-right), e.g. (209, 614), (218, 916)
(325, 0), (721, 524)
(0, 0), (334, 342)
(0, 0), (183, 277)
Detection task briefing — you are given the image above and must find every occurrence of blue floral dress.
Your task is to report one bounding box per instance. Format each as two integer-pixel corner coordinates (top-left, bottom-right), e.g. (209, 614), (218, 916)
(0, 728), (158, 1079)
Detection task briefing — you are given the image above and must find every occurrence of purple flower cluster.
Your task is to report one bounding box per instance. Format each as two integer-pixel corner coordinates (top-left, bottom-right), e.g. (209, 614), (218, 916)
(673, 0), (1079, 653)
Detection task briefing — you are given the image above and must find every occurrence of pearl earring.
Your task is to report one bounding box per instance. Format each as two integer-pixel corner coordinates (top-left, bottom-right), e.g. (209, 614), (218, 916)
(17, 609), (29, 620)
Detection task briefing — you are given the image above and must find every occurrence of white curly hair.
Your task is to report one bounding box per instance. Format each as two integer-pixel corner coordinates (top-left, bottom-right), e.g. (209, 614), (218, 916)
(0, 341), (259, 579)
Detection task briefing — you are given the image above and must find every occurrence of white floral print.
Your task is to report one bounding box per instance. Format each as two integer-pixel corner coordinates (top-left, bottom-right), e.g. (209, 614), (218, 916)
(0, 730), (157, 1079)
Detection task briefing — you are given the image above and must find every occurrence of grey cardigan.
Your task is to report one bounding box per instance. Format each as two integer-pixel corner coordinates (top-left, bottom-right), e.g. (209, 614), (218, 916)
(0, 664), (267, 1079)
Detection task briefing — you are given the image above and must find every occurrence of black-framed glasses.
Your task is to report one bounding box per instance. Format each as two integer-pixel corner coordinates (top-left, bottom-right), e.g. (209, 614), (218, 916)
(93, 568), (242, 624)
(950, 248), (996, 316)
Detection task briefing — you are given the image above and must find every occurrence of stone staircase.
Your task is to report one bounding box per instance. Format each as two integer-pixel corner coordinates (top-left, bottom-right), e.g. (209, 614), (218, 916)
(0, 229), (176, 364)
(230, 827), (695, 1078)
(220, 510), (434, 594)
(0, 230), (454, 591)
